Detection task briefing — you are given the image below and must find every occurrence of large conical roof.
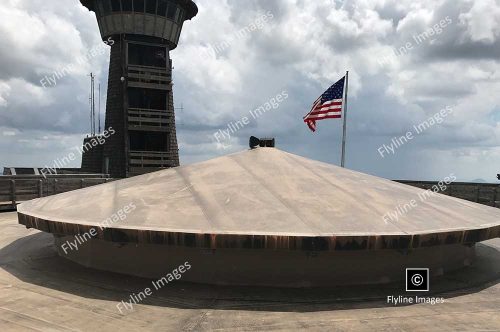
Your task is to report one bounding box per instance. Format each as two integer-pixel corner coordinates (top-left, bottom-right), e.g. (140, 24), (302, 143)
(18, 148), (500, 251)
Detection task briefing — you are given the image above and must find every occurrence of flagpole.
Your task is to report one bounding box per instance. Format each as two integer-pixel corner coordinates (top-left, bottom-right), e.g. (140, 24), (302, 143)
(341, 71), (349, 168)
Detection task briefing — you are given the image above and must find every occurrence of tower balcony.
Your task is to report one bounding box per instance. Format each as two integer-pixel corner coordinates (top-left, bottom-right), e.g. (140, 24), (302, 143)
(128, 150), (178, 175)
(127, 64), (172, 90)
(128, 108), (174, 131)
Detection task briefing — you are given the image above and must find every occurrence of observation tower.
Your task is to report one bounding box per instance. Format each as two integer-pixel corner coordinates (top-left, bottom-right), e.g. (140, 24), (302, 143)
(79, 0), (198, 178)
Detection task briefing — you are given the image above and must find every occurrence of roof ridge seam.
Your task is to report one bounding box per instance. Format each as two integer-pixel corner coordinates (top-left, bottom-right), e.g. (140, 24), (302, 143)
(228, 154), (325, 236)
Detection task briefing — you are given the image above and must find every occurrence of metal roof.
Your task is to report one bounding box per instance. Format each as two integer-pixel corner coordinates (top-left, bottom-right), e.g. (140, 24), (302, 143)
(18, 148), (500, 251)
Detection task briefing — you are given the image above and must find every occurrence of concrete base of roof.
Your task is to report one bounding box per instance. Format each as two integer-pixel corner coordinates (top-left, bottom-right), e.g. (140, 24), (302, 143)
(54, 235), (475, 287)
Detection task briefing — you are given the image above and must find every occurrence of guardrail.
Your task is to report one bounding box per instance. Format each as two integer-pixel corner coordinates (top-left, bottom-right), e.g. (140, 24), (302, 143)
(1, 176), (499, 212)
(396, 180), (500, 207)
(0, 174), (113, 211)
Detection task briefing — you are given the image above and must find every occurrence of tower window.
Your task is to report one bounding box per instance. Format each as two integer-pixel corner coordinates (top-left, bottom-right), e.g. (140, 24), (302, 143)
(133, 0), (145, 12)
(128, 43), (168, 68)
(145, 0), (156, 14)
(110, 0), (121, 12)
(129, 131), (169, 152)
(97, 1), (105, 16)
(102, 0), (112, 15)
(177, 8), (184, 23)
(167, 4), (176, 20)
(128, 88), (168, 110)
(122, 0), (133, 11)
(157, 0), (168, 17)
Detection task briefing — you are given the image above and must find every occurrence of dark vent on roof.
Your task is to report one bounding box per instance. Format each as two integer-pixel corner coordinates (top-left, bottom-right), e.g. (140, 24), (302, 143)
(249, 136), (275, 149)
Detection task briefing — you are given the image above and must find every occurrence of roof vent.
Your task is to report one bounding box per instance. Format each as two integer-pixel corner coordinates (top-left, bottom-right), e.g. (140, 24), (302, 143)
(249, 137), (275, 149)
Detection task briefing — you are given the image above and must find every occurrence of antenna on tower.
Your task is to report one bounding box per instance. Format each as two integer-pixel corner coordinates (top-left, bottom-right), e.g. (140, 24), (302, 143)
(88, 90), (92, 137)
(88, 73), (96, 136)
(98, 83), (101, 134)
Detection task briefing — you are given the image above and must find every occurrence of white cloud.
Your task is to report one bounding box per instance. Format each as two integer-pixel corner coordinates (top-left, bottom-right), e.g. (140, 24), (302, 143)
(0, 81), (10, 107)
(459, 0), (500, 43)
(1, 0), (500, 181)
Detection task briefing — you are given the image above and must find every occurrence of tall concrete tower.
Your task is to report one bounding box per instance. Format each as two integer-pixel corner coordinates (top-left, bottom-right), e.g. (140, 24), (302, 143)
(80, 0), (197, 178)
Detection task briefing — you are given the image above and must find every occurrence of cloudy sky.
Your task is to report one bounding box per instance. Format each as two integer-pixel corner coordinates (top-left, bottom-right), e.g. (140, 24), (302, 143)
(1, 0), (500, 182)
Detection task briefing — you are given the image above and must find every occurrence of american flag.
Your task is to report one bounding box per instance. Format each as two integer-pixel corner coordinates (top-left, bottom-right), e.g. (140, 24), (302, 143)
(303, 76), (345, 132)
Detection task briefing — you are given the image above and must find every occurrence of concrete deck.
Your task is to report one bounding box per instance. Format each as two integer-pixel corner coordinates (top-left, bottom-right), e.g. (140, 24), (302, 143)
(2, 211), (500, 331)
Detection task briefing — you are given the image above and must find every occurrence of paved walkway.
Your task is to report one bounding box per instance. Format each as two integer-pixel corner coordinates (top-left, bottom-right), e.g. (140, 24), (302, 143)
(1, 211), (500, 331)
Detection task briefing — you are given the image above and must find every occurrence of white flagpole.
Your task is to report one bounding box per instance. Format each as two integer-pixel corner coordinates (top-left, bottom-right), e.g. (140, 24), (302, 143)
(341, 71), (349, 168)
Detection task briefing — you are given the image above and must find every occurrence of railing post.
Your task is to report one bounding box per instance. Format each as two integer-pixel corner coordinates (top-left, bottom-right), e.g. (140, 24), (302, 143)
(494, 186), (498, 208)
(81, 179), (85, 189)
(53, 179), (58, 194)
(10, 180), (16, 206)
(38, 180), (43, 198)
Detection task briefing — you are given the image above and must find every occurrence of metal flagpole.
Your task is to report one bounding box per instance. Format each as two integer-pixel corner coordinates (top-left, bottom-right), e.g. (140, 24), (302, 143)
(91, 73), (95, 136)
(341, 71), (349, 168)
